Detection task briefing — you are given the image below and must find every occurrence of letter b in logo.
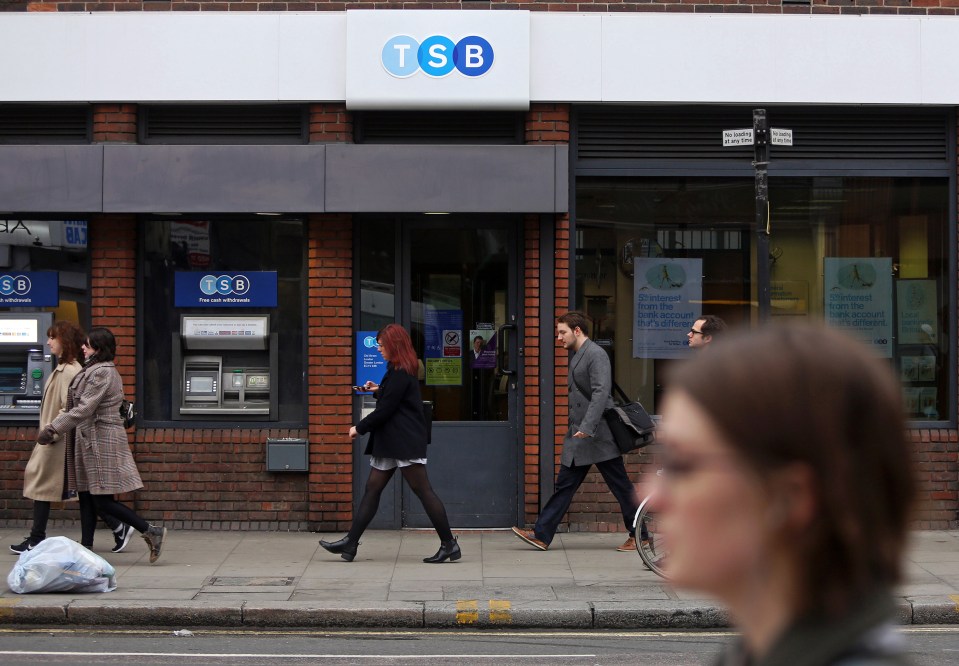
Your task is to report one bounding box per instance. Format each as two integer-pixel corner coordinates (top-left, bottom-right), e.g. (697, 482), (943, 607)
(382, 34), (493, 78)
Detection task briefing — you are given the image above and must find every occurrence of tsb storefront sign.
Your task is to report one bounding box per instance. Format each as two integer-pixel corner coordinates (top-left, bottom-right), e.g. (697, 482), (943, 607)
(347, 10), (529, 110)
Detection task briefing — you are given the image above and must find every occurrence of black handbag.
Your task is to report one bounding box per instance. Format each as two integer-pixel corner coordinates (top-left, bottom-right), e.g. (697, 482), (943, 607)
(119, 399), (137, 429)
(422, 400), (433, 445)
(573, 378), (655, 454)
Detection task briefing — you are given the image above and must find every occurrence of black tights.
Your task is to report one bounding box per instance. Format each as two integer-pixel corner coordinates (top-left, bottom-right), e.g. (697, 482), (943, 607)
(78, 492), (149, 547)
(347, 464), (453, 543)
(29, 498), (122, 544)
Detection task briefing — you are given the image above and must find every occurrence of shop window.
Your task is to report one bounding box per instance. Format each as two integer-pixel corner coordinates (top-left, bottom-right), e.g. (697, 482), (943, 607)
(0, 218), (90, 324)
(575, 176), (951, 423)
(139, 218), (305, 424)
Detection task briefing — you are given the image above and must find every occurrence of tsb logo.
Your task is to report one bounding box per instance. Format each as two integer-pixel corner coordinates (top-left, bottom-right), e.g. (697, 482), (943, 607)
(0, 275), (31, 296)
(382, 35), (494, 78)
(200, 274), (251, 297)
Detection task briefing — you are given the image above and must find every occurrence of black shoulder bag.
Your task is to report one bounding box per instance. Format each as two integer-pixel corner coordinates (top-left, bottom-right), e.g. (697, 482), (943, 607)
(572, 377), (655, 454)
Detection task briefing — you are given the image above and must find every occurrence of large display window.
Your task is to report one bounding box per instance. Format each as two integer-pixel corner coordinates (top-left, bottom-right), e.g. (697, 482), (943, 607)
(575, 176), (952, 422)
(139, 218), (305, 424)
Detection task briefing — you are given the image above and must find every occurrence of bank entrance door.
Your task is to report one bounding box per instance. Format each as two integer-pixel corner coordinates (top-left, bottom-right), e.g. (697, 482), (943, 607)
(355, 216), (521, 528)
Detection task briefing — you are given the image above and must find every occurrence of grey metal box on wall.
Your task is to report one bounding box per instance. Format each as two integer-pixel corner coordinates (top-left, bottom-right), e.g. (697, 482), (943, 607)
(266, 438), (308, 472)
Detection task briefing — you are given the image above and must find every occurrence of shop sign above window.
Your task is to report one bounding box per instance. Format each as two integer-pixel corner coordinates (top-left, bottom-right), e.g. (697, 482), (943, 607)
(0, 271), (59, 307)
(174, 271), (278, 308)
(346, 10), (530, 110)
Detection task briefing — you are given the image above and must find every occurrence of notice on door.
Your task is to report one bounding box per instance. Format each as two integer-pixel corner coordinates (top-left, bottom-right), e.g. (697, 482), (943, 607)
(469, 324), (496, 369)
(425, 309), (464, 386)
(632, 258), (703, 359)
(823, 258), (893, 357)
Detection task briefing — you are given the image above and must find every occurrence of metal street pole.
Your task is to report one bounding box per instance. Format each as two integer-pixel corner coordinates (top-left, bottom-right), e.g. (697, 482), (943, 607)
(753, 109), (771, 322)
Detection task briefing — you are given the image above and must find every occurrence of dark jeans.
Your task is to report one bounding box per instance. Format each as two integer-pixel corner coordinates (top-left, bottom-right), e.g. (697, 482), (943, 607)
(533, 456), (638, 545)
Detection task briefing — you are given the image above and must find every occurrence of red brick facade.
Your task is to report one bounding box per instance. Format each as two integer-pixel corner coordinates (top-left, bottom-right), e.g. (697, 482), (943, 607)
(0, 7), (955, 532)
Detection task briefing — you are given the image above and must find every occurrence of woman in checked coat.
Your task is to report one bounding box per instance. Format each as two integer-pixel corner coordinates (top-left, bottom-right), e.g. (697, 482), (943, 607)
(37, 326), (167, 564)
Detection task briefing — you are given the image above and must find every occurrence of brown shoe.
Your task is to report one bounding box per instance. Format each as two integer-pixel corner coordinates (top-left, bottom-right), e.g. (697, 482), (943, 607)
(617, 536), (636, 552)
(143, 525), (167, 564)
(511, 526), (548, 551)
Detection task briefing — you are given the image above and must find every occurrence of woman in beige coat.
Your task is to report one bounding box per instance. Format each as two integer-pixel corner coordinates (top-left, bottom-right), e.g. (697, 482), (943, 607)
(38, 326), (166, 563)
(11, 321), (127, 554)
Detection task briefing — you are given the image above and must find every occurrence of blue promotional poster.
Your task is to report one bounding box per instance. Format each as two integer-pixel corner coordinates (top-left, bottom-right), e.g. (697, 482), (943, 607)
(823, 257), (893, 358)
(174, 271), (278, 308)
(355, 331), (387, 392)
(632, 258), (703, 359)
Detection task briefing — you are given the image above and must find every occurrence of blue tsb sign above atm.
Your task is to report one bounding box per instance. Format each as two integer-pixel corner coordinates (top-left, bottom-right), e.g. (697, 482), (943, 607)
(174, 271), (277, 308)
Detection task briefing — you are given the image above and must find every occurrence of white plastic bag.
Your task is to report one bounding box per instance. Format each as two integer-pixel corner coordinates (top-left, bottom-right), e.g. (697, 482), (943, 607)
(7, 536), (117, 594)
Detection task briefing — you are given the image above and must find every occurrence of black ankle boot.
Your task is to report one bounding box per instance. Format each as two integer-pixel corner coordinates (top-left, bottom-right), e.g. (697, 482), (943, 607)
(423, 538), (461, 564)
(319, 536), (358, 562)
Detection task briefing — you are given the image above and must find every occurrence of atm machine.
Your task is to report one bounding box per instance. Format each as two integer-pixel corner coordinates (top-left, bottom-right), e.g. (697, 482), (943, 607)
(172, 315), (278, 420)
(0, 312), (54, 421)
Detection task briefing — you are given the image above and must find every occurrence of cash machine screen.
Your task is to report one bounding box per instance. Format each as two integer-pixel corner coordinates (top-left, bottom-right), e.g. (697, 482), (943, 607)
(191, 376), (214, 393)
(185, 371), (218, 399)
(0, 365), (26, 393)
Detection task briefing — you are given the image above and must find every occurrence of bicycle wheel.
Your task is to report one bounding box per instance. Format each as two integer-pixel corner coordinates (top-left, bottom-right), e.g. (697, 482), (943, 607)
(634, 501), (669, 579)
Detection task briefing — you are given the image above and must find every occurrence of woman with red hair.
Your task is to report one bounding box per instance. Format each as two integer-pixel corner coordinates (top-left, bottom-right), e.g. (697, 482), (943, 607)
(320, 323), (459, 564)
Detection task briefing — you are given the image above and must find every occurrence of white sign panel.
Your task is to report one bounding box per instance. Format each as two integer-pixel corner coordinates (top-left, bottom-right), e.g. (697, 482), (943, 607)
(633, 258), (703, 359)
(722, 128), (753, 146)
(771, 128), (793, 145)
(824, 257), (893, 357)
(181, 316), (269, 338)
(346, 10), (530, 110)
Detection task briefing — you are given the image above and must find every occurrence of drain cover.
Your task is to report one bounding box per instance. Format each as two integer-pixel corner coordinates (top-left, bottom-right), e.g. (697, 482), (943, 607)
(207, 577), (295, 587)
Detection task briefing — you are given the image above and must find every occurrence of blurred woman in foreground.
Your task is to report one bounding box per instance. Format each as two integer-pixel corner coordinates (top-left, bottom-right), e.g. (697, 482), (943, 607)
(654, 324), (915, 665)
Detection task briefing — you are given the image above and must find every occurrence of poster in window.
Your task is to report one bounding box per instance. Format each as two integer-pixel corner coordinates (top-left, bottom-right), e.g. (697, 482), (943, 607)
(823, 258), (893, 358)
(896, 279), (938, 345)
(632, 258), (703, 359)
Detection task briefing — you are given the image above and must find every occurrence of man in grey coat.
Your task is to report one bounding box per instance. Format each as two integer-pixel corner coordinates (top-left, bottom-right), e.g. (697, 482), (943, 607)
(512, 311), (639, 552)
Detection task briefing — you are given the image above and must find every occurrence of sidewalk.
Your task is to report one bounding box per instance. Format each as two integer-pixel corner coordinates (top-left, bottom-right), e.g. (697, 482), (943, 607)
(1, 527), (958, 629)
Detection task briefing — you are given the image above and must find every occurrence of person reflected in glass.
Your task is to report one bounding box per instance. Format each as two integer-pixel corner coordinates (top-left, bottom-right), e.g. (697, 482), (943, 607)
(36, 327), (167, 563)
(686, 314), (727, 351)
(320, 323), (459, 564)
(653, 324), (915, 665)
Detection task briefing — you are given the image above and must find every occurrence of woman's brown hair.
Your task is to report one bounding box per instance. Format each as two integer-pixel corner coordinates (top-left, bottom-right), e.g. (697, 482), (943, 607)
(46, 320), (85, 365)
(667, 322), (915, 616)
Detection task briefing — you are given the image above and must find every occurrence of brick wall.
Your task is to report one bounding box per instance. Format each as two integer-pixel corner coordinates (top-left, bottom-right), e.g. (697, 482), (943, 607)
(306, 213), (354, 531)
(18, 2), (959, 17)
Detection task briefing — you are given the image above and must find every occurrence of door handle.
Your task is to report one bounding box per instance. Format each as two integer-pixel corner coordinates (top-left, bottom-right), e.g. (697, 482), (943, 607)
(497, 323), (517, 376)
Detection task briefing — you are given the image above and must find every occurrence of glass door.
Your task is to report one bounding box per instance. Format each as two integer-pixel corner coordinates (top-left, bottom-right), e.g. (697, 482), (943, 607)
(355, 215), (521, 528)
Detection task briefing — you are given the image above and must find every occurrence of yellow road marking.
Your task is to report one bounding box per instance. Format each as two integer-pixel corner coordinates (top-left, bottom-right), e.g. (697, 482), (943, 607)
(456, 599), (478, 624)
(949, 594), (959, 611)
(489, 599), (511, 624)
(0, 598), (22, 619)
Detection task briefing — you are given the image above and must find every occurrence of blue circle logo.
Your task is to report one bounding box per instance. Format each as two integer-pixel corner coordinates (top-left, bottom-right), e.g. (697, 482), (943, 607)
(382, 34), (494, 78)
(454, 36), (493, 77)
(200, 274), (251, 296)
(382, 35), (420, 78)
(363, 336), (378, 349)
(0, 274), (31, 296)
